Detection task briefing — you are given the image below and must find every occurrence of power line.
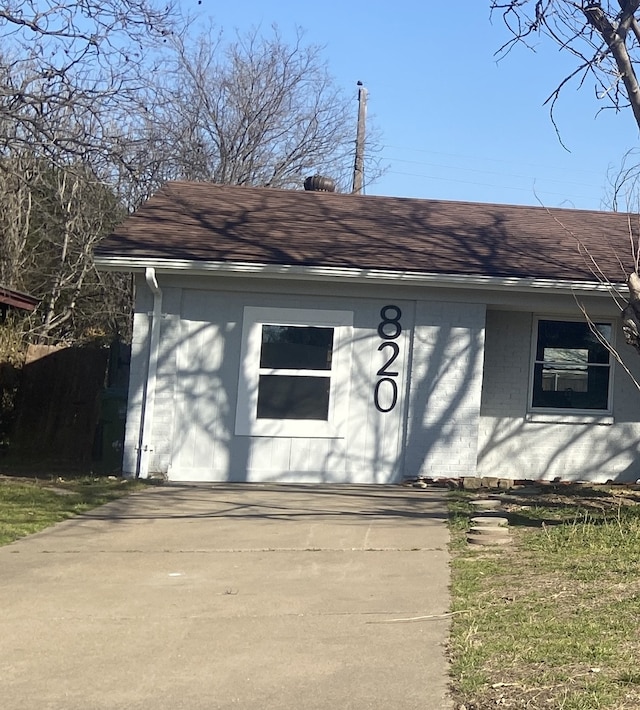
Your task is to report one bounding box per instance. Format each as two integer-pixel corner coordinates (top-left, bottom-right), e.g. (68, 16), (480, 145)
(381, 144), (609, 178)
(379, 155), (602, 189)
(379, 168), (603, 204)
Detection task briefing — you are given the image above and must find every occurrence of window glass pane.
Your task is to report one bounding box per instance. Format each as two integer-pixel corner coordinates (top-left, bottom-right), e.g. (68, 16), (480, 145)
(257, 375), (331, 420)
(532, 319), (611, 411)
(541, 364), (588, 393)
(260, 326), (334, 370)
(543, 347), (588, 366)
(533, 364), (609, 409)
(536, 320), (610, 364)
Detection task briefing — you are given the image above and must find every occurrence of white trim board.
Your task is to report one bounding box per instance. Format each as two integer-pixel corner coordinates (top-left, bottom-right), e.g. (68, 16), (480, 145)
(94, 255), (627, 297)
(235, 306), (354, 438)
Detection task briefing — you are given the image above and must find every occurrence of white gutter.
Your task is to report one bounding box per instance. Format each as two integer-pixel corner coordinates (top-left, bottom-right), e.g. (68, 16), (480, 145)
(136, 267), (163, 479)
(94, 255), (627, 297)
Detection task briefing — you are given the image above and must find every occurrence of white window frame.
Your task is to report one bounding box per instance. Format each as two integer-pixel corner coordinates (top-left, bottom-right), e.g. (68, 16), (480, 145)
(235, 307), (353, 437)
(527, 315), (614, 419)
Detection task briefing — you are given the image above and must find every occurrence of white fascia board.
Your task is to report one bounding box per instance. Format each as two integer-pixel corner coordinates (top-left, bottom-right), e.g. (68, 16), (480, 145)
(94, 255), (626, 296)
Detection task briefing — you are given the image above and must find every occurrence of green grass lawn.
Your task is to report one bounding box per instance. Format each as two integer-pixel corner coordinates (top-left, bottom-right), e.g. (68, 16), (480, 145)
(0, 475), (141, 546)
(448, 486), (640, 710)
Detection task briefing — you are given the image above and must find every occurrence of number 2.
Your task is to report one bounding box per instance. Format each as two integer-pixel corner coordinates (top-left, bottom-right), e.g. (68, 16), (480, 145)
(376, 341), (399, 377)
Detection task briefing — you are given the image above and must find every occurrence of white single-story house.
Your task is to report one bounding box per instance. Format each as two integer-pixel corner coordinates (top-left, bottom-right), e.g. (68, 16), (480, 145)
(94, 181), (640, 484)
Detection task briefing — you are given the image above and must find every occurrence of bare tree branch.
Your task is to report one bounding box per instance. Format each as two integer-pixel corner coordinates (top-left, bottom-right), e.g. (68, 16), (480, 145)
(1, 8), (384, 345)
(138, 26), (368, 192)
(492, 1), (640, 132)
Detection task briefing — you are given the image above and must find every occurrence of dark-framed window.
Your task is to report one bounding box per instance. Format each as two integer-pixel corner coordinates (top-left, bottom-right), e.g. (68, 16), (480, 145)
(531, 318), (612, 412)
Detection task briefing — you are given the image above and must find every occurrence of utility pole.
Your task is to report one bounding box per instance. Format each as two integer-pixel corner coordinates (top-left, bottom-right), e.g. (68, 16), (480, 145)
(352, 81), (367, 195)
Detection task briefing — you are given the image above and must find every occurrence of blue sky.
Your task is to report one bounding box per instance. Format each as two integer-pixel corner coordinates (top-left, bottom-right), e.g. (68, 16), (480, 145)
(189, 1), (640, 210)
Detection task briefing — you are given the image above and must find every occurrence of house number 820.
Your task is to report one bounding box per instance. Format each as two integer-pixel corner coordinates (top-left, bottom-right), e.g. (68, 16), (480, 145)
(374, 305), (402, 413)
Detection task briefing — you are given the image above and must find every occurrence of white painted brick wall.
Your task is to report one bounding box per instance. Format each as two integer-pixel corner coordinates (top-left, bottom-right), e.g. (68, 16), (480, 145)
(122, 282), (181, 477)
(403, 301), (486, 479)
(479, 310), (532, 418)
(478, 310), (640, 482)
(124, 278), (640, 484)
(148, 312), (180, 474)
(121, 307), (149, 476)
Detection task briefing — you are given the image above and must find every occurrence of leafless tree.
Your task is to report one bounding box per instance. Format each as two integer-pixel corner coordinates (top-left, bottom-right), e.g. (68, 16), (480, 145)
(136, 26), (364, 193)
(0, 154), (33, 290)
(0, 0), (180, 343)
(492, 1), (640, 354)
(0, 11), (371, 345)
(492, 1), (640, 133)
(0, 155), (130, 342)
(0, 0), (179, 163)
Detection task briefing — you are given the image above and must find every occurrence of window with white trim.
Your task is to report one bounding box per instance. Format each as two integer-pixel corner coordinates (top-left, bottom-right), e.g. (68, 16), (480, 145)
(235, 307), (353, 437)
(530, 318), (613, 412)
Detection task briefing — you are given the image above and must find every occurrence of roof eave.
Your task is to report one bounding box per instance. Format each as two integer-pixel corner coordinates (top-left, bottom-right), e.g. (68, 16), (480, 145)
(0, 286), (38, 311)
(93, 255), (625, 296)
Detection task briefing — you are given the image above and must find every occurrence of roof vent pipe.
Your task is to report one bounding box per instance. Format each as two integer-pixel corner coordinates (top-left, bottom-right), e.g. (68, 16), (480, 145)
(303, 175), (337, 192)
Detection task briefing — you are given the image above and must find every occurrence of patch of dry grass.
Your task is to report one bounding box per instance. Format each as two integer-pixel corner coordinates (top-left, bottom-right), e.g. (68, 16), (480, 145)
(449, 485), (640, 709)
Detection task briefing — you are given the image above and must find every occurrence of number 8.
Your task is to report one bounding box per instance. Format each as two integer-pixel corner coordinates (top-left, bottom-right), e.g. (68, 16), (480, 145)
(377, 305), (402, 340)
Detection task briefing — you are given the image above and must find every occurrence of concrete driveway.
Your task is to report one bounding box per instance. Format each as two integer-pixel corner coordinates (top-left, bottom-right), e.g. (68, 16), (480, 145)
(0, 484), (452, 710)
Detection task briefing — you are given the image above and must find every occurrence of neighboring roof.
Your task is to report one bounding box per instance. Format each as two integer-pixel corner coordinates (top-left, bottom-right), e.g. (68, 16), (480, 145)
(95, 181), (640, 285)
(0, 285), (38, 311)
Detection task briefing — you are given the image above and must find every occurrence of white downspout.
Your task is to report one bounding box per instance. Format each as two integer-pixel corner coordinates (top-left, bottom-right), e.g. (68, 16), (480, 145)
(137, 267), (163, 479)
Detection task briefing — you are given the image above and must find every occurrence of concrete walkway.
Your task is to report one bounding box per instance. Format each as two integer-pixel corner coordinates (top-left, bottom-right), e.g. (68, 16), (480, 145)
(0, 484), (452, 709)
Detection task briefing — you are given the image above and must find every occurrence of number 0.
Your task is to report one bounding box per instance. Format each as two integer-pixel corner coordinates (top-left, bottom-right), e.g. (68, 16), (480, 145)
(374, 377), (398, 413)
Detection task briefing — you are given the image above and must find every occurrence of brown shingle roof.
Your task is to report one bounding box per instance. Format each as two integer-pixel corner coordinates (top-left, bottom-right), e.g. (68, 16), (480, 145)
(96, 181), (640, 284)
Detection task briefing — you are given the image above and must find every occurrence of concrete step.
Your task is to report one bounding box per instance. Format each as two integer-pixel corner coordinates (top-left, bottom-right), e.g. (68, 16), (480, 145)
(467, 531), (513, 546)
(469, 499), (502, 512)
(469, 525), (511, 536)
(470, 516), (509, 527)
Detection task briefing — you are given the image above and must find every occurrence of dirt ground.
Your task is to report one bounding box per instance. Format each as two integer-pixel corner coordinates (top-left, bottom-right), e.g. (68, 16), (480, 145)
(484, 481), (640, 521)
